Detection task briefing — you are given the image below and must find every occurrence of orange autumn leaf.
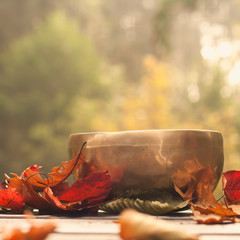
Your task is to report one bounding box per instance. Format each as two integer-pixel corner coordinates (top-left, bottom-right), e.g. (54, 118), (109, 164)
(228, 204), (240, 214)
(5, 173), (23, 193)
(117, 209), (199, 240)
(6, 151), (85, 192)
(172, 158), (203, 201)
(192, 213), (234, 224)
(195, 167), (218, 206)
(173, 165), (217, 205)
(191, 203), (238, 217)
(174, 181), (195, 201)
(190, 202), (240, 224)
(208, 203), (239, 217)
(29, 151), (85, 189)
(2, 211), (56, 240)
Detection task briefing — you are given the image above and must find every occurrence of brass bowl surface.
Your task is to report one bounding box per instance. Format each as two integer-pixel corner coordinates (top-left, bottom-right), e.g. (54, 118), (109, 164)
(68, 130), (224, 198)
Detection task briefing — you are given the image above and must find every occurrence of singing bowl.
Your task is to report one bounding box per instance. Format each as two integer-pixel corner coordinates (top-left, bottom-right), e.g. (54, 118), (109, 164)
(68, 130), (224, 199)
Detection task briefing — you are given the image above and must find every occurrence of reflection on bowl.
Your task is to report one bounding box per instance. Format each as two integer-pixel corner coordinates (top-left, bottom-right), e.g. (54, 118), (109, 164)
(68, 130), (224, 199)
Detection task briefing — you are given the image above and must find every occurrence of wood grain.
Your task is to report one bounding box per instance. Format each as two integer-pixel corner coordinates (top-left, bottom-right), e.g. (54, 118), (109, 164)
(0, 210), (240, 240)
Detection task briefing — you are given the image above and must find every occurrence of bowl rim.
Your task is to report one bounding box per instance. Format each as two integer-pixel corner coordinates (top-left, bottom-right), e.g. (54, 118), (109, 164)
(69, 129), (222, 137)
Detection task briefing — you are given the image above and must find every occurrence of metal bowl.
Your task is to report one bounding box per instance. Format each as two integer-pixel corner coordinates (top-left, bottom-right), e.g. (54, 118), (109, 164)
(68, 130), (224, 198)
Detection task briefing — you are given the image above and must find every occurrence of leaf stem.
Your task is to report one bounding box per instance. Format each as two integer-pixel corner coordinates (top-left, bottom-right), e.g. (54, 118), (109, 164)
(26, 172), (50, 187)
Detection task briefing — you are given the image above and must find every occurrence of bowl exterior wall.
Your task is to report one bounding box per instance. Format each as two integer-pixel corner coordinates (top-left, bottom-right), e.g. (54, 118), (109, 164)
(68, 130), (224, 197)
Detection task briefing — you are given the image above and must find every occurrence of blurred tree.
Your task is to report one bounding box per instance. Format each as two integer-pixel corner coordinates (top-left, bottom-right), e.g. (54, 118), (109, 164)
(0, 0), (61, 53)
(0, 11), (111, 177)
(0, 0), (159, 83)
(121, 55), (173, 130)
(68, 61), (125, 133)
(62, 0), (159, 83)
(153, 0), (240, 172)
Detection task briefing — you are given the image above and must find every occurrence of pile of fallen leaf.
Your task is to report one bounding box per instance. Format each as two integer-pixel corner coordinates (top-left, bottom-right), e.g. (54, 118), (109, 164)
(175, 167), (240, 224)
(2, 140), (240, 226)
(0, 145), (111, 214)
(116, 168), (240, 240)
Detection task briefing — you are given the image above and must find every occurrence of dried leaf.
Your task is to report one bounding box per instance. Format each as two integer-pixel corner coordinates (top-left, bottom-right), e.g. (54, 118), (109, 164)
(2, 211), (56, 240)
(207, 203), (238, 217)
(48, 152), (85, 186)
(184, 167), (240, 224)
(22, 181), (61, 213)
(191, 203), (237, 217)
(101, 192), (188, 215)
(190, 203), (240, 224)
(21, 171), (111, 213)
(21, 164), (42, 179)
(51, 182), (69, 196)
(195, 167), (217, 206)
(192, 213), (234, 224)
(172, 158), (203, 201)
(42, 187), (69, 211)
(0, 188), (25, 210)
(117, 209), (199, 240)
(5, 173), (23, 193)
(174, 181), (195, 201)
(2, 143), (112, 214)
(171, 158), (203, 188)
(0, 182), (7, 190)
(223, 170), (240, 204)
(6, 151), (85, 192)
(228, 204), (240, 214)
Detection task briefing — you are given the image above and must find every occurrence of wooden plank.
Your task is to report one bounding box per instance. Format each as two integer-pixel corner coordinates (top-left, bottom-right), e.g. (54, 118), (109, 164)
(1, 212), (240, 240)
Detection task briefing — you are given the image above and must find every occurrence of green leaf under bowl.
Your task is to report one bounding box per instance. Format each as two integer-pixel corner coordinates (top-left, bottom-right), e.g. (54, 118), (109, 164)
(100, 191), (188, 215)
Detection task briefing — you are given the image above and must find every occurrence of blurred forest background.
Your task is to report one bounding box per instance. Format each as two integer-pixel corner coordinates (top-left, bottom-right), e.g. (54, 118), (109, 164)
(1, 0), (240, 187)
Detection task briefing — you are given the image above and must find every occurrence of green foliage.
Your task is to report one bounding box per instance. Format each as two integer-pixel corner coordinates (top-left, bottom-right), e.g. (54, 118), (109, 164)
(154, 0), (199, 54)
(0, 11), (109, 177)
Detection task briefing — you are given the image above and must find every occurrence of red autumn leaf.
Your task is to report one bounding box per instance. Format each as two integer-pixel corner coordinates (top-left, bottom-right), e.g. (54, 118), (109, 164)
(51, 182), (69, 196)
(42, 187), (67, 211)
(0, 188), (25, 210)
(0, 182), (7, 189)
(21, 172), (111, 214)
(22, 180), (63, 213)
(223, 170), (240, 204)
(57, 171), (111, 204)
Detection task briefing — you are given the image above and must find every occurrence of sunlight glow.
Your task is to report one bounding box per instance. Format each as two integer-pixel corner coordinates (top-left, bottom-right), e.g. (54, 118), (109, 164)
(199, 21), (240, 85)
(228, 61), (240, 85)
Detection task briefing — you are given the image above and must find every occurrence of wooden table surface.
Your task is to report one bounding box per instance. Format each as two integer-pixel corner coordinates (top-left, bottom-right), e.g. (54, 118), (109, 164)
(1, 210), (240, 240)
